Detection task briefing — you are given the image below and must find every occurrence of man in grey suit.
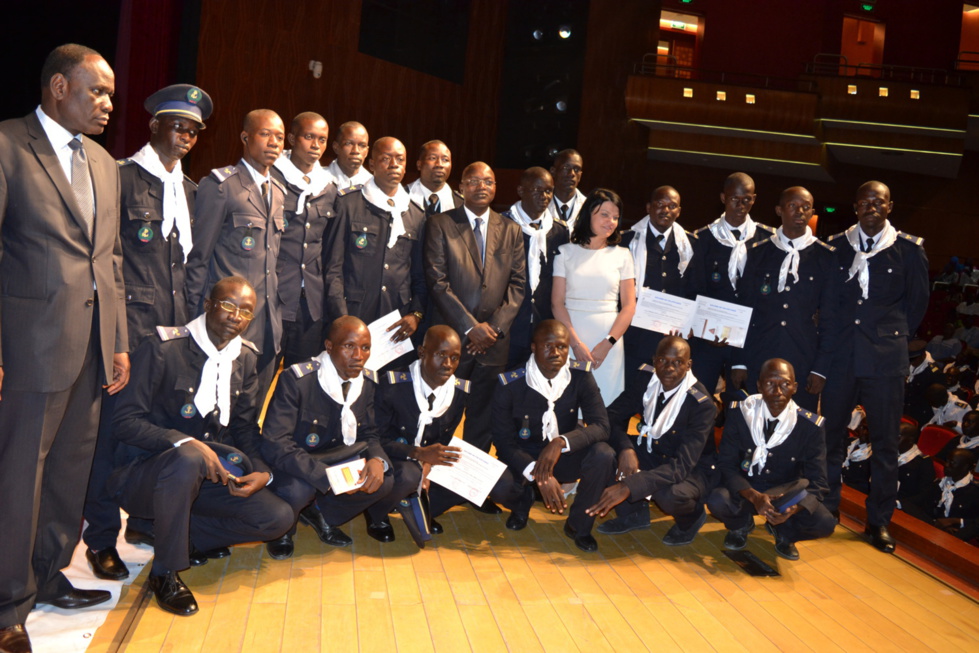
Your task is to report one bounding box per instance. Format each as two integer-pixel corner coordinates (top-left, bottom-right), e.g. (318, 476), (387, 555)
(424, 161), (526, 458)
(0, 44), (130, 653)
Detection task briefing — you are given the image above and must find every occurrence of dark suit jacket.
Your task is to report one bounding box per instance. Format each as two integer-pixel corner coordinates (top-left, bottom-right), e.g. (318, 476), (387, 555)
(186, 160), (286, 354)
(606, 368), (717, 499)
(260, 359), (386, 494)
(270, 167), (337, 323)
(117, 160), (195, 350)
(424, 206), (527, 367)
(737, 237), (842, 380)
(718, 402), (829, 513)
(0, 111), (127, 391)
(112, 328), (268, 474)
(826, 231), (929, 377)
(374, 370), (469, 460)
(326, 192), (426, 324)
(492, 367), (609, 477)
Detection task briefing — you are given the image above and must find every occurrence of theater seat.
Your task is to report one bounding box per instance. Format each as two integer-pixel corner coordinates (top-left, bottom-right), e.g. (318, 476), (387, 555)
(901, 415), (919, 428)
(919, 424), (958, 457)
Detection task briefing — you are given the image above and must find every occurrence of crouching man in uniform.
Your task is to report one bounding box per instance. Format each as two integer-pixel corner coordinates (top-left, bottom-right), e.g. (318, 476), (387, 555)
(375, 325), (532, 534)
(707, 358), (836, 560)
(588, 335), (717, 546)
(108, 277), (294, 615)
(260, 316), (415, 554)
(493, 320), (615, 552)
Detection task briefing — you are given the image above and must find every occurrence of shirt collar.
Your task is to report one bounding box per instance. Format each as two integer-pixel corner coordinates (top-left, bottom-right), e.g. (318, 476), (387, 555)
(35, 105), (79, 151)
(464, 205), (489, 227)
(240, 157), (271, 187)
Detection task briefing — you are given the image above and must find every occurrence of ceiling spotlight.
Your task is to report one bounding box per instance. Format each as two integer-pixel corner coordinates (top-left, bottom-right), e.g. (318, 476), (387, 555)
(555, 99), (568, 112)
(558, 26), (572, 39)
(532, 29), (544, 40)
(547, 146), (561, 159)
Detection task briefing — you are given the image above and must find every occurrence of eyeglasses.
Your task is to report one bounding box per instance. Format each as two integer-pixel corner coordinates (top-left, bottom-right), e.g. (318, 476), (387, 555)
(216, 300), (255, 321)
(463, 178), (495, 188)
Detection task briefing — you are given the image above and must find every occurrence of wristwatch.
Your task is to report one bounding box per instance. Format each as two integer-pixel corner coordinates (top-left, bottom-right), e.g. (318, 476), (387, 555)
(605, 334), (617, 345)
(411, 311), (424, 320)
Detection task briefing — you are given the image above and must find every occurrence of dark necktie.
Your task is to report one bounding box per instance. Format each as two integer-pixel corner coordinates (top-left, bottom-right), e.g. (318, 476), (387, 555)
(427, 393), (435, 410)
(427, 194), (440, 216)
(261, 181), (270, 210)
(341, 381), (351, 401)
(529, 220), (541, 230)
(653, 233), (664, 253)
(764, 419), (777, 439)
(864, 237), (875, 253)
(68, 139), (94, 235)
(559, 204), (569, 221)
(653, 392), (668, 420)
(730, 228), (741, 241)
(473, 217), (485, 264)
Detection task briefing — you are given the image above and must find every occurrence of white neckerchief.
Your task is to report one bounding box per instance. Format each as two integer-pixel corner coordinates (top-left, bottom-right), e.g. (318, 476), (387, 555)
(325, 160), (371, 190)
(274, 152), (331, 216)
(844, 220), (898, 300)
(844, 440), (872, 468)
(637, 369), (697, 451)
(362, 177), (411, 249)
(909, 351), (935, 379)
(130, 142), (194, 261)
(740, 394), (798, 477)
(770, 226), (816, 292)
(708, 214), (757, 289)
(848, 406), (866, 431)
(186, 314), (242, 426)
(629, 216), (693, 295)
(525, 356), (572, 442)
(959, 434), (979, 450)
(898, 444), (922, 466)
(508, 201), (553, 293)
(410, 359), (456, 447)
(927, 393), (962, 427)
(940, 474), (972, 517)
(314, 350), (364, 445)
(408, 178), (455, 213)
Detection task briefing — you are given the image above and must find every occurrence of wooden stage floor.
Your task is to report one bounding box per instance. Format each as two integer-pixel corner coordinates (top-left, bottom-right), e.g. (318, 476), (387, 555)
(88, 504), (979, 653)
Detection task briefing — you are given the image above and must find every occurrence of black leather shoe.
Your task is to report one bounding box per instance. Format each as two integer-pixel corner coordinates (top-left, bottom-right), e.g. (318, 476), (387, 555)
(366, 519), (395, 543)
(597, 509), (651, 536)
(430, 519), (444, 535)
(0, 624), (31, 653)
(469, 499), (503, 515)
(86, 547), (129, 581)
(723, 521), (755, 551)
(188, 549), (208, 567)
(124, 526), (154, 546)
(505, 510), (529, 531)
(147, 571), (198, 616)
(299, 506), (352, 547)
(39, 586), (111, 610)
(662, 508), (707, 546)
(189, 545), (231, 566)
(774, 539), (800, 561)
(563, 521), (598, 552)
(865, 524), (896, 553)
(266, 534), (294, 560)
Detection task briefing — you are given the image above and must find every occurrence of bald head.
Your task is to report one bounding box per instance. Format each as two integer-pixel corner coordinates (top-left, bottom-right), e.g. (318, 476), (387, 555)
(241, 109), (284, 175)
(657, 335), (690, 359)
(327, 315), (368, 344)
(724, 172), (755, 195)
(243, 109), (280, 132)
(517, 167), (554, 219)
(533, 319), (569, 344)
(423, 324), (461, 350)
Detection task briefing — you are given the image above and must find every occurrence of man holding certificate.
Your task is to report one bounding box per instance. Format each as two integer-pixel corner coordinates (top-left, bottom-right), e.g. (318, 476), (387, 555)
(731, 187), (841, 411)
(588, 336), (717, 546)
(493, 321), (615, 552)
(375, 325), (532, 532)
(707, 359), (836, 561)
(260, 316), (416, 553)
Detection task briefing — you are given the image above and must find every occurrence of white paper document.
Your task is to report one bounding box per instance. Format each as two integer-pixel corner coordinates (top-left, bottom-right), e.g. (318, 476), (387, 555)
(365, 309), (414, 372)
(630, 291), (752, 348)
(325, 457), (366, 494)
(426, 437), (507, 506)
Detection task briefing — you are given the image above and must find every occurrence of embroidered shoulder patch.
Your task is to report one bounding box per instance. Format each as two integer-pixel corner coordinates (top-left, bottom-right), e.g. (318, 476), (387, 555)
(386, 370), (412, 384)
(897, 231), (925, 247)
(156, 326), (189, 341)
(336, 183), (364, 196)
(639, 363), (655, 374)
(290, 359), (320, 378)
(239, 337), (259, 353)
(569, 360), (592, 372)
(210, 166), (238, 183)
(688, 387), (710, 403)
(499, 368), (526, 385)
(363, 369), (378, 383)
(796, 406), (824, 426)
(454, 378), (471, 393)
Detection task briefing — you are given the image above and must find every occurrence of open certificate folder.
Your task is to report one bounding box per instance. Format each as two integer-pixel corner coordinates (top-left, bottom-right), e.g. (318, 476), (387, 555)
(631, 290), (753, 348)
(426, 437), (507, 506)
(325, 457), (367, 494)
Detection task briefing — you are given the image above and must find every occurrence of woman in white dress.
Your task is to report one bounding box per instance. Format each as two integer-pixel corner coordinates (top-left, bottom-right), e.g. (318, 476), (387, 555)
(552, 189), (636, 405)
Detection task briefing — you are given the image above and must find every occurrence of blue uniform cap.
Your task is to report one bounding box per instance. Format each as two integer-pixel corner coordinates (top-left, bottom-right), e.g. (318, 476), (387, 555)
(144, 84), (213, 128)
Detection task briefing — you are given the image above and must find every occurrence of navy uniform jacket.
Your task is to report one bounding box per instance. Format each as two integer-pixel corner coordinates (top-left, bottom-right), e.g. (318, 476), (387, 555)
(826, 231), (930, 377)
(718, 402), (828, 513)
(620, 227), (695, 298)
(260, 359), (385, 494)
(112, 326), (268, 474)
(325, 191), (426, 325)
(898, 454), (936, 504)
(688, 222), (775, 304)
(492, 364), (609, 477)
(906, 362), (945, 425)
(500, 209), (569, 354)
(736, 236), (841, 379)
(916, 480), (979, 540)
(186, 161), (286, 354)
(374, 369), (470, 461)
(606, 367), (717, 499)
(270, 167), (337, 323)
